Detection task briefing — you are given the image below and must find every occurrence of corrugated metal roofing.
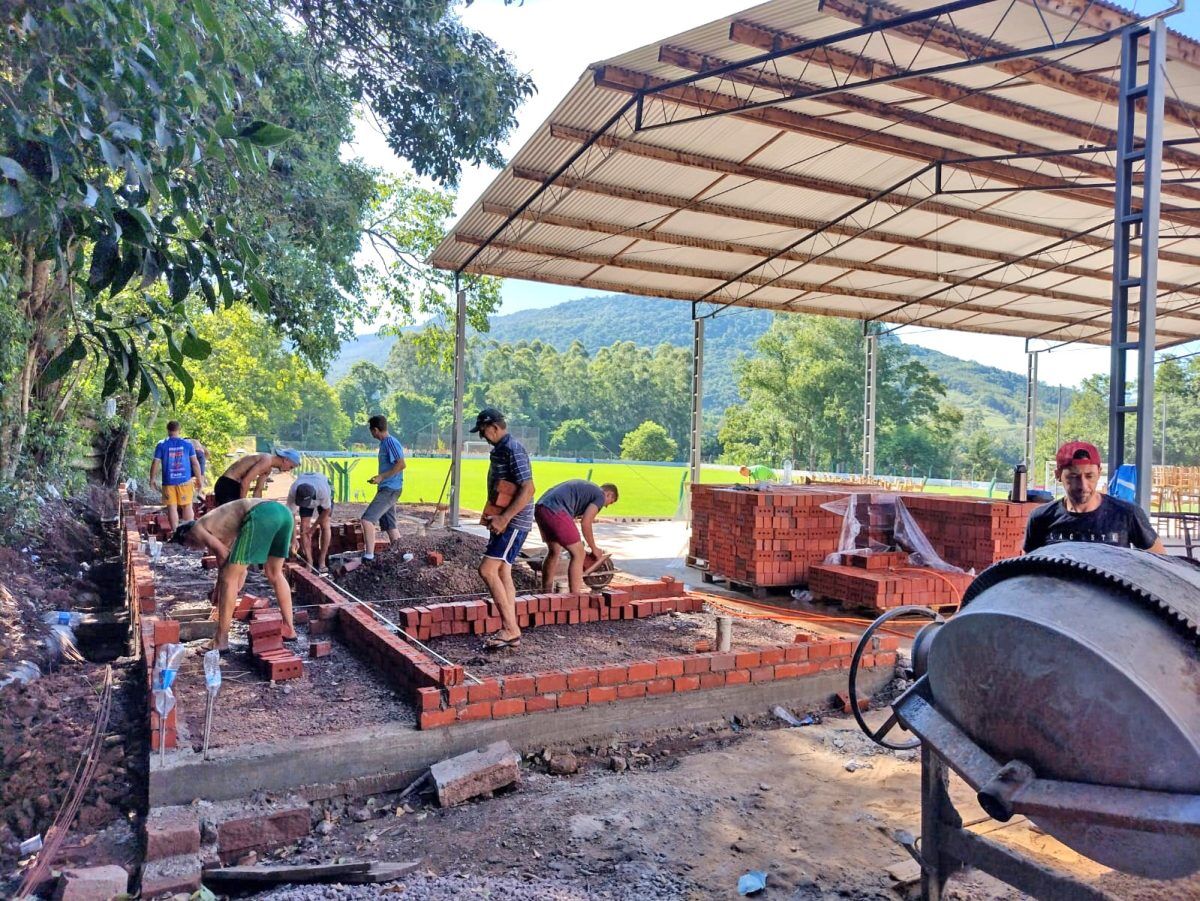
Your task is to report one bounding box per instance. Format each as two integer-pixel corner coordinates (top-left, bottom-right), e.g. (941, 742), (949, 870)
(431, 0), (1200, 347)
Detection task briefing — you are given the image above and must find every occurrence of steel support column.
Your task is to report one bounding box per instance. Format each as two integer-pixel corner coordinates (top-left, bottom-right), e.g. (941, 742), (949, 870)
(689, 315), (704, 492)
(1109, 19), (1166, 512)
(1024, 351), (1038, 468)
(863, 330), (877, 478)
(448, 282), (467, 527)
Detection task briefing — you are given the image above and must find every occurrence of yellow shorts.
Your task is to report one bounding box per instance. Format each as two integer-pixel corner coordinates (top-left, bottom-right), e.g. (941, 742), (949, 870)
(162, 482), (195, 507)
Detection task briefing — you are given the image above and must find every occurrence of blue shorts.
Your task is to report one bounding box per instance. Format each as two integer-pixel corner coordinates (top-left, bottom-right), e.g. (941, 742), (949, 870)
(484, 525), (529, 565)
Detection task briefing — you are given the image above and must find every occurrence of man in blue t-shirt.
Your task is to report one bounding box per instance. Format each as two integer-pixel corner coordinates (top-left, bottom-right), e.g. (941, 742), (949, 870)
(361, 414), (405, 561)
(471, 407), (535, 650)
(149, 420), (204, 532)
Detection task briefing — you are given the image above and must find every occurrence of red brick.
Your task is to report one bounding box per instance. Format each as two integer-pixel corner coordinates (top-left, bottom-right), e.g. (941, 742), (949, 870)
(525, 694), (557, 713)
(597, 664), (628, 686)
(144, 805), (200, 861)
(734, 651), (761, 668)
(774, 662), (802, 679)
(492, 698), (526, 718)
(760, 648), (785, 666)
(683, 655), (711, 675)
(558, 689), (588, 708)
(457, 701), (492, 722)
(307, 618), (330, 636)
(420, 708), (456, 729)
(587, 685), (617, 704)
(309, 640), (332, 658)
(502, 674), (536, 698)
(656, 658), (685, 678)
(217, 808), (309, 855)
(153, 619), (180, 646)
(467, 680), (501, 703)
(750, 665), (776, 682)
(646, 677), (674, 695)
(783, 644), (809, 662)
(674, 675), (700, 692)
(261, 657), (303, 681)
(425, 551), (444, 566)
(446, 685), (468, 706)
(709, 653), (736, 672)
(693, 640), (712, 653)
(725, 669), (751, 685)
(627, 661), (656, 681)
(875, 651), (898, 667)
(566, 667), (599, 690)
(809, 642), (833, 658)
(536, 672), (568, 693)
(699, 671), (725, 690)
(417, 687), (443, 712)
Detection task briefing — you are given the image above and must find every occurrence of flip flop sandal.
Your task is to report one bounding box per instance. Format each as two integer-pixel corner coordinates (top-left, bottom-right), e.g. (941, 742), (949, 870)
(484, 634), (521, 651)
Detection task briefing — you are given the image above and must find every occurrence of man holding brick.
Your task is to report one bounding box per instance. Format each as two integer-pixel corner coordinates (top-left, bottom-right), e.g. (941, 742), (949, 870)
(286, 471), (334, 573)
(173, 498), (296, 651)
(472, 407), (535, 650)
(149, 420), (204, 532)
(1024, 441), (1164, 554)
(535, 479), (618, 594)
(360, 414), (405, 561)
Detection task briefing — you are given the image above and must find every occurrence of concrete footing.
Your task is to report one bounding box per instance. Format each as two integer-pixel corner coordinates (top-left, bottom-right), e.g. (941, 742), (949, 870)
(150, 666), (891, 806)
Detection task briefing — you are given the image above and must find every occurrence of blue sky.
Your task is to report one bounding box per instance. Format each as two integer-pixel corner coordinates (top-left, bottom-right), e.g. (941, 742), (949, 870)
(349, 0), (1200, 386)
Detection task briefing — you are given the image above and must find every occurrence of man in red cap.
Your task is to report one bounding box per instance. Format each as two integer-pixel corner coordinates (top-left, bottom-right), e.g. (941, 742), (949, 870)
(1023, 440), (1164, 553)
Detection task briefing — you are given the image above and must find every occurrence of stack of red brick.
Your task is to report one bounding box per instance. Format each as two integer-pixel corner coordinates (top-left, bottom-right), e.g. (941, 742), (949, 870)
(902, 495), (1036, 571)
(809, 554), (973, 612)
(247, 608), (303, 681)
(416, 634), (901, 730)
(690, 484), (846, 586)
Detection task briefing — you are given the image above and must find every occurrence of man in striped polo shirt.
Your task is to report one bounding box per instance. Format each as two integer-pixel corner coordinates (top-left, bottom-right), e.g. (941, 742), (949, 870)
(471, 408), (535, 650)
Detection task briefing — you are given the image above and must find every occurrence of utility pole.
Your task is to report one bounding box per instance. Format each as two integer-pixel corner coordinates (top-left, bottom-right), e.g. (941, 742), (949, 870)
(1161, 394), (1168, 466)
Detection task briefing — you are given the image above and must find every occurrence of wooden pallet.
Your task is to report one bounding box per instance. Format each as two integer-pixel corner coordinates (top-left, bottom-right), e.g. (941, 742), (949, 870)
(699, 570), (782, 600)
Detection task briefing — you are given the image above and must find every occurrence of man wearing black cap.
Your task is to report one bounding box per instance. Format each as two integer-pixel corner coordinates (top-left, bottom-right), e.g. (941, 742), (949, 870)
(1024, 440), (1164, 553)
(286, 471), (334, 573)
(471, 408), (535, 650)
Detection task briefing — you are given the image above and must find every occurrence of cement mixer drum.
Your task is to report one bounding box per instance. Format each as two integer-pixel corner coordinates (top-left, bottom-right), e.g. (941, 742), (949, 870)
(927, 543), (1200, 878)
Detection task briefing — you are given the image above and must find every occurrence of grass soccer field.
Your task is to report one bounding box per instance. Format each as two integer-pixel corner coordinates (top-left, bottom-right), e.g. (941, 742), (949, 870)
(307, 456), (995, 519)
(318, 457), (740, 519)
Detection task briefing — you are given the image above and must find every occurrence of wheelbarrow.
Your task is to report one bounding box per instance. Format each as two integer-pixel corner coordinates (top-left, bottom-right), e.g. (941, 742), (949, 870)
(525, 551), (616, 589)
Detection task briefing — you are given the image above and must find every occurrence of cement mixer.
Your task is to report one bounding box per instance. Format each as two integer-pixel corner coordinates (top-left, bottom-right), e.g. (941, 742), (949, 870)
(846, 543), (1200, 899)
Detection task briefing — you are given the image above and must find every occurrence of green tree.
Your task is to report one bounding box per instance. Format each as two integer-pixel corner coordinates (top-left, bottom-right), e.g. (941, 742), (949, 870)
(389, 390), (438, 449)
(621, 421), (678, 462)
(549, 419), (603, 457)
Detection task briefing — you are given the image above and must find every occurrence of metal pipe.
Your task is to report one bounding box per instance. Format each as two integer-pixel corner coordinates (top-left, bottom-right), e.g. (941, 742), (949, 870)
(689, 314), (704, 499)
(449, 278), (467, 528)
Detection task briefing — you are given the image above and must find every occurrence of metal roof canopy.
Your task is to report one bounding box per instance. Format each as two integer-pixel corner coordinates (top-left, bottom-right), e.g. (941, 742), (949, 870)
(434, 0), (1200, 522)
(433, 0), (1200, 347)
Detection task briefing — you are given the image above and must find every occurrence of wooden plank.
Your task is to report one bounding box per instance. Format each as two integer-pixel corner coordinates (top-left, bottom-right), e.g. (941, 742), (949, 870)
(203, 862), (371, 885)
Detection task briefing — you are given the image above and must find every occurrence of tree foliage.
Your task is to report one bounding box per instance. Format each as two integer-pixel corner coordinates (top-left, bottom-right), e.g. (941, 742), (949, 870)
(621, 421), (678, 462)
(549, 419), (603, 457)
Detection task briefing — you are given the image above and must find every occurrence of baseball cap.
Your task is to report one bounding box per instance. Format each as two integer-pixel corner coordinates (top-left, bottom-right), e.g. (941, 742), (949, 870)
(1055, 440), (1102, 474)
(275, 448), (302, 467)
(295, 482), (317, 505)
(469, 408), (504, 433)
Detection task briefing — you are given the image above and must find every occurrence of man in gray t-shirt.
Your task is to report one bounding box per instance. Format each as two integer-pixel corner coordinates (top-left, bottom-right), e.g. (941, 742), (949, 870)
(534, 479), (618, 593)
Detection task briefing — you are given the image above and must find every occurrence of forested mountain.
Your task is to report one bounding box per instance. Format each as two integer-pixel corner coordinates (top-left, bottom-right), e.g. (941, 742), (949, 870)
(330, 294), (1069, 441)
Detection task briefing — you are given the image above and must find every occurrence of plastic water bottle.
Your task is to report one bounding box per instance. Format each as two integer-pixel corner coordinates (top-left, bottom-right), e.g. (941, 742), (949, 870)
(782, 459), (793, 485)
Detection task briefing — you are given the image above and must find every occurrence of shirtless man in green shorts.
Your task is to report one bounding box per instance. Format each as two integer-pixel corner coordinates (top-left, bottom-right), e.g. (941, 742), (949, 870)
(173, 499), (296, 651)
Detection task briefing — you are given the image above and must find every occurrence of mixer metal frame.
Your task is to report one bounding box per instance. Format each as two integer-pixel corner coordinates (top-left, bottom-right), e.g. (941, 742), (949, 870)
(895, 678), (1200, 900)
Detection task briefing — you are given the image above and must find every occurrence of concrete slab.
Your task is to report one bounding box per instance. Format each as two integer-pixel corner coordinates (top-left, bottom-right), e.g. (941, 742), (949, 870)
(149, 665), (890, 807)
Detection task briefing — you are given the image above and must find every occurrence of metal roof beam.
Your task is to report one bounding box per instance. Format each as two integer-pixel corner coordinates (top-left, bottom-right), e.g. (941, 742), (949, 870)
(820, 0), (1200, 129)
(592, 64), (1200, 234)
(550, 123), (1124, 244)
(458, 258), (1114, 343)
(479, 199), (1134, 308)
(454, 233), (1197, 341)
(727, 20), (1200, 174)
(656, 44), (1200, 208)
(1017, 0), (1199, 71)
(498, 174), (1200, 301)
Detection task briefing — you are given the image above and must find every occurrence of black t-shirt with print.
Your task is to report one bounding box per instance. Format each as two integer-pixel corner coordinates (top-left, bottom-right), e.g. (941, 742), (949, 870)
(1022, 494), (1159, 553)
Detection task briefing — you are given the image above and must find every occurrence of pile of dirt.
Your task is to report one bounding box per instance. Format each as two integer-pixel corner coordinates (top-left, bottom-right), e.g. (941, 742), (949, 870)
(337, 531), (538, 602)
(426, 609), (802, 676)
(0, 665), (143, 878)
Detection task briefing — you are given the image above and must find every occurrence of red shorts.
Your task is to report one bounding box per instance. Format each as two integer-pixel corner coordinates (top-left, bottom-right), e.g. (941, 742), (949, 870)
(534, 506), (581, 547)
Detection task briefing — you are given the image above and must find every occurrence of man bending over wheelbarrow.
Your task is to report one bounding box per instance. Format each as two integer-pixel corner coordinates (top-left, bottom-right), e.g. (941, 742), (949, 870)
(534, 479), (618, 595)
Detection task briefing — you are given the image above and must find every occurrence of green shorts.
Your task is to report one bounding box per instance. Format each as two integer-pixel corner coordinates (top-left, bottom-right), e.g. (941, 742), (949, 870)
(228, 501), (294, 565)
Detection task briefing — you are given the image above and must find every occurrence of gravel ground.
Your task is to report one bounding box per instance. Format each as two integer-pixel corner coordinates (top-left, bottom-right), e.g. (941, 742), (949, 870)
(254, 869), (691, 900)
(424, 609), (803, 677)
